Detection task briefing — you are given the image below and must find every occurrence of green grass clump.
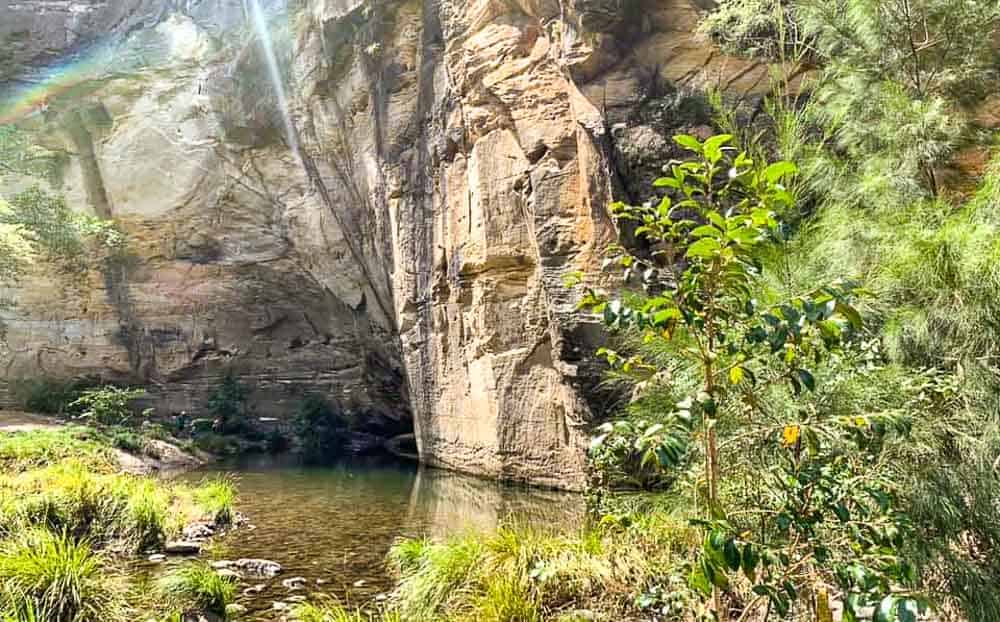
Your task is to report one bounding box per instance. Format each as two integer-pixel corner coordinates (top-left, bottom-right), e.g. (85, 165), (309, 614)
(292, 598), (391, 622)
(157, 561), (235, 616)
(0, 462), (231, 551)
(0, 428), (115, 473)
(192, 477), (236, 526)
(385, 514), (692, 621)
(0, 528), (126, 622)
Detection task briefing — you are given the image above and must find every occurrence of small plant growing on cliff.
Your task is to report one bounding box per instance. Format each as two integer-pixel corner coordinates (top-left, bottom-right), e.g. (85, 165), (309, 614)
(580, 134), (925, 620)
(70, 386), (148, 426)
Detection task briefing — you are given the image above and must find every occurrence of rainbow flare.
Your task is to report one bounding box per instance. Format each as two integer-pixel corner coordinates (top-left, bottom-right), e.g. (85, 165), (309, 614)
(0, 37), (151, 126)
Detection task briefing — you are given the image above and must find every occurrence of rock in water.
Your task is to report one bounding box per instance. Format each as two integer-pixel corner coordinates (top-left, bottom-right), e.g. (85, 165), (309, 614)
(242, 584), (267, 597)
(183, 522), (215, 540)
(164, 541), (202, 555)
(281, 576), (306, 590)
(234, 558), (282, 577)
(224, 604), (248, 616)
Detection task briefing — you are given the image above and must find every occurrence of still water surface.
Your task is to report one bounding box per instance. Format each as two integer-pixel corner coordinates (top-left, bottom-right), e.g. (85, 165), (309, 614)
(181, 455), (584, 617)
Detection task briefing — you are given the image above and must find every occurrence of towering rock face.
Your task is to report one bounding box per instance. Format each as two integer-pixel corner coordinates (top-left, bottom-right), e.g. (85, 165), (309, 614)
(0, 0), (770, 489)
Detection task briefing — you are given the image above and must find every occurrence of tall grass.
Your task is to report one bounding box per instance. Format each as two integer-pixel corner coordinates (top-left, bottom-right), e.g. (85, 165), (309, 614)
(0, 529), (126, 622)
(385, 516), (693, 621)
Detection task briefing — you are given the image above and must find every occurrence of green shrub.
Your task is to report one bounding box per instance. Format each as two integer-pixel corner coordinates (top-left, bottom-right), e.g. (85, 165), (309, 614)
(105, 426), (143, 452)
(294, 395), (350, 463)
(206, 371), (247, 434)
(70, 387), (148, 426)
(11, 378), (89, 416)
(157, 562), (235, 616)
(0, 529), (127, 622)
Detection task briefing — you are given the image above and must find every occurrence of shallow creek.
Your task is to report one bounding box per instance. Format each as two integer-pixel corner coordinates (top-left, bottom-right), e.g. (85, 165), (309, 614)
(175, 454), (584, 617)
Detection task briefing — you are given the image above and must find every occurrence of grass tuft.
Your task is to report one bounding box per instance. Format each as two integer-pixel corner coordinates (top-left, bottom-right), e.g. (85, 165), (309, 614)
(192, 476), (236, 526)
(0, 528), (126, 622)
(157, 561), (235, 616)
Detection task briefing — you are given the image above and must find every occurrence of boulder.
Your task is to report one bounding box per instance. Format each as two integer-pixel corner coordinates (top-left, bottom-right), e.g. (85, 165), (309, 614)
(164, 541), (202, 555)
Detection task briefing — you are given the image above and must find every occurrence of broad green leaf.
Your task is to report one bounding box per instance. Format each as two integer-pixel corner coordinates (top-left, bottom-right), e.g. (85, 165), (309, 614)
(723, 539), (741, 570)
(688, 564), (712, 596)
(653, 176), (681, 189)
(674, 134), (702, 153)
(691, 224), (724, 239)
(763, 161), (798, 183)
(741, 543), (759, 582)
(653, 308), (682, 326)
(875, 596), (898, 622)
(703, 134), (733, 163)
(686, 237), (721, 259)
(836, 302), (863, 329)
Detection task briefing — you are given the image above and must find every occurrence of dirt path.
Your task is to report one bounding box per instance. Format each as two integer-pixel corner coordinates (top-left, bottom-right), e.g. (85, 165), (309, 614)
(0, 410), (64, 432)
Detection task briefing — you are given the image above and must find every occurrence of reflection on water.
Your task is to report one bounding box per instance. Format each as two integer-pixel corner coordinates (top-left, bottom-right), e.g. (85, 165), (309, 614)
(182, 454), (584, 616)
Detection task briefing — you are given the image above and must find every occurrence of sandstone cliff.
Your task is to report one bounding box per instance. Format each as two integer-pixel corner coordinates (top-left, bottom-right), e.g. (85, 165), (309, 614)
(0, 0), (771, 489)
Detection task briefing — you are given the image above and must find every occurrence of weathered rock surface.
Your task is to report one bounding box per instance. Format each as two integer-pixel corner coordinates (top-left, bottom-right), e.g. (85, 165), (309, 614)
(233, 558), (282, 577)
(0, 0), (771, 489)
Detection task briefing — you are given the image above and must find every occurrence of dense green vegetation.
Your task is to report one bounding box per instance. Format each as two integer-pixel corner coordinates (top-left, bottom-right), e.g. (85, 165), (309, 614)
(0, 124), (122, 288)
(0, 427), (235, 620)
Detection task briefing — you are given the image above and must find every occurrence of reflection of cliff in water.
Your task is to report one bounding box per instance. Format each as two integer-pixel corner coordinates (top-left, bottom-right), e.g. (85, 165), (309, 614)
(184, 454), (585, 615)
(407, 467), (586, 537)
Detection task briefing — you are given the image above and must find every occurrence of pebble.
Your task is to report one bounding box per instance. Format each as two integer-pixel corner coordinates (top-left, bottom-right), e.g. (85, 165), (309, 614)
(210, 560), (233, 569)
(272, 601), (288, 611)
(287, 595), (307, 603)
(353, 579), (366, 587)
(243, 584), (267, 596)
(147, 554), (166, 563)
(281, 576), (307, 590)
